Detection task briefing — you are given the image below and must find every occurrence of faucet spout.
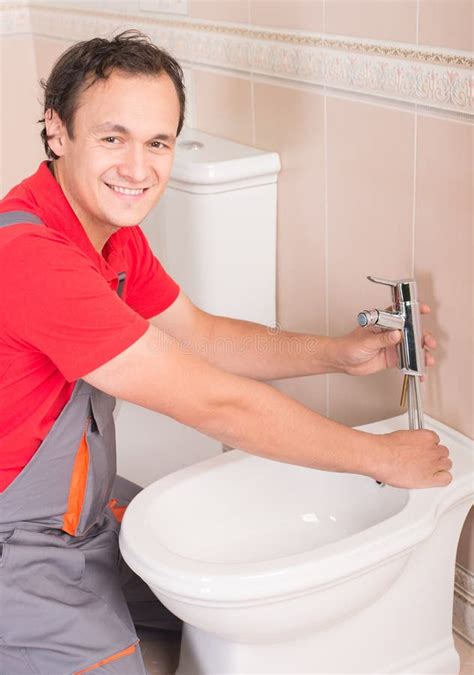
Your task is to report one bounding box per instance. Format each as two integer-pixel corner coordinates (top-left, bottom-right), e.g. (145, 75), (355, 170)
(357, 309), (405, 331)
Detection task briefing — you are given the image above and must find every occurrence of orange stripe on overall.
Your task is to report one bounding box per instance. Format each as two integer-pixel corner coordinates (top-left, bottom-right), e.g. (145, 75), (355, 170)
(74, 643), (138, 674)
(62, 426), (90, 536)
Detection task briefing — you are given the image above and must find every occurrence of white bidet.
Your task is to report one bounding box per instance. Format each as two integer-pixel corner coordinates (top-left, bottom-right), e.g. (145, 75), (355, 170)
(119, 414), (473, 674)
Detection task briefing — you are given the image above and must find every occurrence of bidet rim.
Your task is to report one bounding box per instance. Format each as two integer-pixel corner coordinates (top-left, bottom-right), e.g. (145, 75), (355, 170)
(119, 414), (473, 604)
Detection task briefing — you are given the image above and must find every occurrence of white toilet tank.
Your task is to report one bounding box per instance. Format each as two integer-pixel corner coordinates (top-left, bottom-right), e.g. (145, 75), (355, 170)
(142, 129), (280, 324)
(115, 130), (280, 486)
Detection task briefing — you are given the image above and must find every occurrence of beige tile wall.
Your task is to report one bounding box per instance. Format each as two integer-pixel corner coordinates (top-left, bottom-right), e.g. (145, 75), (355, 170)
(415, 115), (473, 440)
(254, 81), (328, 414)
(326, 97), (415, 426)
(0, 37), (44, 195)
(190, 0), (473, 49)
(194, 70), (253, 145)
(0, 36), (72, 195)
(190, 0), (249, 23)
(250, 0), (324, 32)
(324, 0), (418, 42)
(418, 0), (473, 51)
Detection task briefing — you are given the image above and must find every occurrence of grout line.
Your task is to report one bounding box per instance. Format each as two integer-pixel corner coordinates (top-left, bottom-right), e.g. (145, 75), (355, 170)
(247, 0), (254, 146)
(184, 67), (196, 129)
(192, 68), (199, 131)
(416, 0), (420, 46)
(324, 91), (330, 418)
(250, 76), (256, 147)
(182, 62), (252, 82)
(412, 111), (418, 278)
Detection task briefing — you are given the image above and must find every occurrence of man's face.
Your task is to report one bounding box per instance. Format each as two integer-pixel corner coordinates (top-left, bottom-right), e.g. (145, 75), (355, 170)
(47, 70), (180, 247)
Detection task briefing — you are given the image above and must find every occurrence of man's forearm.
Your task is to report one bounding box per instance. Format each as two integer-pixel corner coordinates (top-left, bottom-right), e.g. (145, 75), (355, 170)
(85, 325), (376, 478)
(196, 370), (377, 477)
(182, 314), (341, 380)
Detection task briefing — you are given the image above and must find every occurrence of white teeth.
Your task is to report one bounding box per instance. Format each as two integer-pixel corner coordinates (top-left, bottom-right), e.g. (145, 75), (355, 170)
(108, 184), (145, 196)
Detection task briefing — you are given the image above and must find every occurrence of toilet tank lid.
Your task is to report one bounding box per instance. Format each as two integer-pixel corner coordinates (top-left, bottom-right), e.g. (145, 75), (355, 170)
(169, 128), (281, 192)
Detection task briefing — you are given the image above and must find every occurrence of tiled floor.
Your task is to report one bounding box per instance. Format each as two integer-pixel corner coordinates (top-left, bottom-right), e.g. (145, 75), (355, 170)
(138, 628), (473, 675)
(137, 627), (181, 674)
(455, 633), (474, 675)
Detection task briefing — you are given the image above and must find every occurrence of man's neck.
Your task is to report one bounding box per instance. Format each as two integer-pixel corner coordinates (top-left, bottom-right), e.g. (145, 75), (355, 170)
(50, 160), (113, 253)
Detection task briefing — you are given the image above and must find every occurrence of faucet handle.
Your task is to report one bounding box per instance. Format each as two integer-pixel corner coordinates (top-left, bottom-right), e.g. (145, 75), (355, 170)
(367, 276), (398, 288)
(366, 276), (418, 304)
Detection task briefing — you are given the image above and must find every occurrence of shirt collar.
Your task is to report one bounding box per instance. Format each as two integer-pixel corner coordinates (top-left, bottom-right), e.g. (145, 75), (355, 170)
(28, 162), (128, 283)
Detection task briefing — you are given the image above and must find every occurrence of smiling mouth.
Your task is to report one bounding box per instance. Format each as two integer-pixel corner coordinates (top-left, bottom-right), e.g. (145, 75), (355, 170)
(105, 183), (149, 196)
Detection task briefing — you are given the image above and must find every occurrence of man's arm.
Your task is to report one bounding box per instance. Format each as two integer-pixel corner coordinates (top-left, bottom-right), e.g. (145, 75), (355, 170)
(150, 291), (337, 380)
(151, 292), (437, 381)
(82, 323), (452, 489)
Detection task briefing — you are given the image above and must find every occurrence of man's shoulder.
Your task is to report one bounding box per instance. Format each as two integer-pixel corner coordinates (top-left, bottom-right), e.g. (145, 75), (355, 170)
(0, 166), (45, 232)
(0, 198), (63, 246)
(0, 194), (47, 249)
(0, 198), (43, 227)
(0, 206), (91, 276)
(0, 162), (46, 207)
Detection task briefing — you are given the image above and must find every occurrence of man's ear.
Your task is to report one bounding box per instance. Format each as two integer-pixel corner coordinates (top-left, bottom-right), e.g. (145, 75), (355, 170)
(44, 109), (68, 157)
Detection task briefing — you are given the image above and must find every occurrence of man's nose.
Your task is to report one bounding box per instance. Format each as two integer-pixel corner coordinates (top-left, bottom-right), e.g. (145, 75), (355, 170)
(118, 145), (149, 184)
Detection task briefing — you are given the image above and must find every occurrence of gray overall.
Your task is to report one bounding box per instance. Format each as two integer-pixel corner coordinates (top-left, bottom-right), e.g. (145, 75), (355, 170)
(0, 212), (180, 674)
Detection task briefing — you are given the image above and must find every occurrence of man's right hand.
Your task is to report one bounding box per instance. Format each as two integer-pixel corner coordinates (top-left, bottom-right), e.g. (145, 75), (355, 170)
(372, 429), (453, 489)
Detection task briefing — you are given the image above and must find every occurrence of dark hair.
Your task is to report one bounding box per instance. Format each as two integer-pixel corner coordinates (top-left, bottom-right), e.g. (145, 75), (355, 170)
(39, 30), (186, 159)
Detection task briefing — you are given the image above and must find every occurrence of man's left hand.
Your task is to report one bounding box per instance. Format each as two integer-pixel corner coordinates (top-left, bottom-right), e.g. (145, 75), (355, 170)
(333, 304), (436, 379)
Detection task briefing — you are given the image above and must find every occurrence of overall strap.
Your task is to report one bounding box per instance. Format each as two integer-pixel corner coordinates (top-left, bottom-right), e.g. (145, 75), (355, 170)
(117, 270), (126, 299)
(0, 210), (43, 227)
(0, 210), (126, 297)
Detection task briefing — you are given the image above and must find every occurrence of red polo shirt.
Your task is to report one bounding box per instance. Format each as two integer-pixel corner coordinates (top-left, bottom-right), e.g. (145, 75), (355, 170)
(0, 162), (180, 491)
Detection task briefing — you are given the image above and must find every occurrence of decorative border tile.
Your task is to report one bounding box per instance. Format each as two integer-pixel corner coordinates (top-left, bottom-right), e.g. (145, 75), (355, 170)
(454, 564), (474, 645)
(453, 593), (474, 645)
(139, 0), (188, 16)
(0, 1), (31, 35)
(456, 563), (474, 599)
(1, 2), (472, 114)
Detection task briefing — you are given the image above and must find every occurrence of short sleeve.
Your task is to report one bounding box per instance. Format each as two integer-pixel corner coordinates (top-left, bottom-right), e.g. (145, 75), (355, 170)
(0, 229), (149, 382)
(124, 227), (180, 319)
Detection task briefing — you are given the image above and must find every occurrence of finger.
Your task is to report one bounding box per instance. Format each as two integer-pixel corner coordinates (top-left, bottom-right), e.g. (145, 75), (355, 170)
(424, 351), (435, 367)
(368, 325), (384, 334)
(420, 304), (431, 314)
(423, 430), (441, 444)
(438, 446), (449, 458)
(369, 329), (401, 346)
(438, 458), (453, 471)
(433, 470), (452, 486)
(422, 332), (437, 349)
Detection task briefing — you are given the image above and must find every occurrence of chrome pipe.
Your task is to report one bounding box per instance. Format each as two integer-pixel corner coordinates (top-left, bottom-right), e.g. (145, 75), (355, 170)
(407, 375), (424, 430)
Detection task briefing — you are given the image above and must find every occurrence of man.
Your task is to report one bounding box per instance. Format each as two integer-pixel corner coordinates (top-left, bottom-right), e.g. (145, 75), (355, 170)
(0, 30), (451, 674)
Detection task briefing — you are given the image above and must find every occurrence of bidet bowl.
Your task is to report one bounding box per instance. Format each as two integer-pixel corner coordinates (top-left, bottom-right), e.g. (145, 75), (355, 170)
(119, 414), (473, 644)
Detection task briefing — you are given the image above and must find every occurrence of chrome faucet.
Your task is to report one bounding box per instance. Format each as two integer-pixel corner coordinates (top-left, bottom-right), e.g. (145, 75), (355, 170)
(357, 276), (425, 431)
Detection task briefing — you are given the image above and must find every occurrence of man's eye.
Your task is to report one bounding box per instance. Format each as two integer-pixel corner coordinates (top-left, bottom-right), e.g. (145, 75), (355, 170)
(150, 141), (166, 149)
(103, 137), (118, 143)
